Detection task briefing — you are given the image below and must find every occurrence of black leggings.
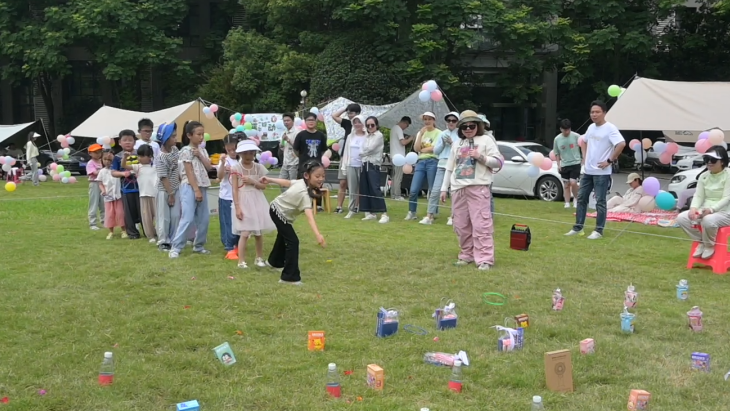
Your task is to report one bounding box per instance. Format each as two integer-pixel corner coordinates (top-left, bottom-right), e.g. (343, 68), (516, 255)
(122, 191), (141, 237)
(267, 206), (301, 282)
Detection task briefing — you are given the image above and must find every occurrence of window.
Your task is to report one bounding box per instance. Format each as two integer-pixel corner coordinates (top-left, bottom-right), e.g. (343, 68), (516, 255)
(499, 145), (520, 161)
(516, 144), (551, 156)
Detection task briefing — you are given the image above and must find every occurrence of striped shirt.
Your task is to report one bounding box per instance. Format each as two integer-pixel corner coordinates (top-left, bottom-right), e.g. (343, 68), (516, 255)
(156, 146), (180, 193)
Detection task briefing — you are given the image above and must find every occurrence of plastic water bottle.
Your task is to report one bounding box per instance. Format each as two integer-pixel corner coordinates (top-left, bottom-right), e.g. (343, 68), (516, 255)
(98, 352), (114, 385)
(531, 395), (545, 410)
(448, 359), (463, 393)
(326, 363), (341, 398)
(676, 279), (689, 301)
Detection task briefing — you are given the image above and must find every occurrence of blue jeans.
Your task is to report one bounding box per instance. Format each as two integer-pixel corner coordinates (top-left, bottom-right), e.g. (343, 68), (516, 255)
(409, 158), (438, 213)
(172, 184), (210, 252)
(573, 174), (611, 234)
(218, 198), (240, 251)
(428, 167), (446, 215)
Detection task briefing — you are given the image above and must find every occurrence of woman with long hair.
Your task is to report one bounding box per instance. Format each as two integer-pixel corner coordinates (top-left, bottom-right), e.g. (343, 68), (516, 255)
(358, 116), (389, 223)
(341, 115), (368, 219)
(25, 131), (40, 186)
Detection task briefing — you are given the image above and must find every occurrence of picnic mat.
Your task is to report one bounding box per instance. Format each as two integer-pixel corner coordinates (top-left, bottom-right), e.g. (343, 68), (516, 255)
(583, 209), (680, 227)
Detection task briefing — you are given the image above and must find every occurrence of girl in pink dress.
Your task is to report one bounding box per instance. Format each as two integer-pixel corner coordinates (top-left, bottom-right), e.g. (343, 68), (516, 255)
(231, 139), (276, 269)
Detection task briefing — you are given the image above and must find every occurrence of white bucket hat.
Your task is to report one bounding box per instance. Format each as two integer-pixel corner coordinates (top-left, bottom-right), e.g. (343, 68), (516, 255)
(236, 140), (261, 153)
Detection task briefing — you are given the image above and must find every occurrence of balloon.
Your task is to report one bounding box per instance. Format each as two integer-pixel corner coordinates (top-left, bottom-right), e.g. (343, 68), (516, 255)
(655, 191), (676, 211)
(252, 138), (260, 146)
(205, 112), (214, 119)
(698, 131), (710, 140)
(665, 142), (679, 155)
(540, 157), (553, 171)
(56, 149), (64, 157)
(321, 156), (331, 168)
(234, 113), (242, 121)
(1, 163), (10, 172)
(418, 90), (431, 102)
(102, 136), (111, 145)
(269, 157), (279, 166)
(317, 113), (324, 121)
(526, 152), (536, 163)
(294, 118), (304, 127)
(403, 164), (413, 174)
(527, 166), (540, 178)
(423, 80), (438, 92)
(260, 152), (271, 161)
(529, 152), (545, 167)
(708, 129), (725, 145)
(61, 141), (69, 148)
(204, 133), (211, 141)
(39, 175), (47, 182)
(200, 141), (206, 149)
(628, 139), (640, 151)
(392, 154), (406, 167)
(8, 157), (16, 166)
(63, 171), (71, 178)
(236, 125), (244, 132)
(52, 174), (61, 181)
(653, 141), (666, 154)
(638, 196), (656, 212)
(642, 177), (661, 197)
(405, 152), (419, 165)
(640, 138), (651, 150)
(0, 157), (4, 165)
(323, 149), (332, 159)
(243, 122), (253, 130)
(695, 139), (711, 154)
(50, 163), (58, 170)
(659, 152), (672, 165)
(4, 182), (16, 192)
(275, 120), (285, 130)
(229, 128), (236, 134)
(69, 176), (77, 184)
(332, 143), (340, 152)
(430, 90), (443, 102)
(37, 169), (43, 175)
(56, 165), (65, 173)
(310, 107), (319, 115)
(61, 177), (69, 184)
(203, 106), (211, 114)
(56, 135), (65, 143)
(210, 104), (218, 113)
(66, 136), (75, 145)
(607, 84), (621, 97)
(96, 137), (103, 145)
(549, 150), (556, 161)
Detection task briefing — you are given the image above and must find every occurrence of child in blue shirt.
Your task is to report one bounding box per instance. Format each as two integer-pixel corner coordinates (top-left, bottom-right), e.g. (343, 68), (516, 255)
(111, 129), (142, 239)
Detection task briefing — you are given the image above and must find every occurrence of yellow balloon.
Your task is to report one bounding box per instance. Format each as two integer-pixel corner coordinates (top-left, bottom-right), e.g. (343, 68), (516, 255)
(5, 182), (16, 192)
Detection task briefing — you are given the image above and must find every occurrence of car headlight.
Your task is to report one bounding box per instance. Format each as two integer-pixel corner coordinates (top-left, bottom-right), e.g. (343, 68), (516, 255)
(670, 175), (686, 183)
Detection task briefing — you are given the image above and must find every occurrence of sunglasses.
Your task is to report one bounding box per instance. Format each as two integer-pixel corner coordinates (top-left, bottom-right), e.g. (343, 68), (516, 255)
(367, 124), (377, 128)
(704, 156), (720, 164)
(446, 119), (458, 123)
(460, 124), (477, 131)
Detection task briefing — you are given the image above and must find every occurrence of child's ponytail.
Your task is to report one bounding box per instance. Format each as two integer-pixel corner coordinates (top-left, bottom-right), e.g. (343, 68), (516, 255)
(301, 159), (323, 200)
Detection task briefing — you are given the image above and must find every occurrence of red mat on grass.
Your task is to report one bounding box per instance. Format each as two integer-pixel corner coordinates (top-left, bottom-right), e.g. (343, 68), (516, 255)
(582, 209), (679, 226)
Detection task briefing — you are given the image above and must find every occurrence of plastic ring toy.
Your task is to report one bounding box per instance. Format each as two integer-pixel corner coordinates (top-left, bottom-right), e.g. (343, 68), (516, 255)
(403, 324), (428, 335)
(482, 292), (507, 306)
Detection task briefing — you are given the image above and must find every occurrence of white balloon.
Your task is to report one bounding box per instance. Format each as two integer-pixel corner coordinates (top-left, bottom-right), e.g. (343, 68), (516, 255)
(424, 80), (438, 92)
(418, 90), (431, 102)
(66, 136), (75, 145)
(2, 163), (11, 172)
(96, 137), (104, 145)
(392, 154), (406, 167)
(405, 152), (419, 165)
(275, 120), (285, 130)
(310, 107), (319, 115)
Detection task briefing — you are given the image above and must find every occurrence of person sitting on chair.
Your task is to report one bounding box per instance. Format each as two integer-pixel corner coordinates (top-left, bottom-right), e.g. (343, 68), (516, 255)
(607, 173), (645, 212)
(676, 146), (730, 260)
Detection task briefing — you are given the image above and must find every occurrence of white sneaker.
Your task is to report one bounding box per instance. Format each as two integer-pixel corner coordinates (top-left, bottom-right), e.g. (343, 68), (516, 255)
(90, 226), (100, 231)
(393, 196), (404, 201)
(169, 251), (180, 259)
(254, 257), (266, 267)
(692, 245), (705, 258)
(106, 232), (113, 240)
(378, 215), (389, 224)
(564, 203), (570, 208)
(419, 217), (433, 225)
(404, 211), (417, 220)
(344, 211), (355, 219)
(701, 248), (715, 259)
(565, 229), (584, 236)
(265, 261), (284, 272)
(587, 231), (603, 240)
(573, 200), (577, 208)
(186, 240), (193, 246)
(278, 280), (303, 286)
(149, 238), (157, 243)
(446, 217), (453, 226)
(477, 263), (491, 271)
(237, 261), (248, 269)
(362, 213), (376, 221)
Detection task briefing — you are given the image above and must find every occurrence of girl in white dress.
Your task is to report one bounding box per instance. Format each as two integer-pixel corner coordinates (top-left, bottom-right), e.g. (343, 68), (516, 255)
(231, 139), (276, 269)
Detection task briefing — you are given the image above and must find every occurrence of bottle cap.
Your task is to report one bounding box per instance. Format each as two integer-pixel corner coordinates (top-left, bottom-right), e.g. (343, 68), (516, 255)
(328, 363), (336, 370)
(453, 360), (462, 367)
(104, 352), (113, 358)
(533, 395), (542, 403)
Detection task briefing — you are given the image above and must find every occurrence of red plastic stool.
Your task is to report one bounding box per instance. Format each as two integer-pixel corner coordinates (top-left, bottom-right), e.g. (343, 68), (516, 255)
(5, 167), (21, 184)
(687, 226), (730, 274)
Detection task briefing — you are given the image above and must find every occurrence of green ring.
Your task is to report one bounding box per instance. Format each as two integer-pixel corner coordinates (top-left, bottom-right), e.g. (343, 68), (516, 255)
(482, 292), (507, 305)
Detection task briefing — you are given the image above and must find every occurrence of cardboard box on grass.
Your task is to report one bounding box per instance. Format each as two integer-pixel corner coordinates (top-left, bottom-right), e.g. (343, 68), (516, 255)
(627, 389), (651, 410)
(367, 364), (384, 390)
(544, 349), (573, 393)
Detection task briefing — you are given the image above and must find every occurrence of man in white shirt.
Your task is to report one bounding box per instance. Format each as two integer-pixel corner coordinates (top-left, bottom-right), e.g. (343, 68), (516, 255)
(278, 113), (298, 192)
(389, 116), (414, 200)
(134, 118), (160, 160)
(565, 100), (626, 240)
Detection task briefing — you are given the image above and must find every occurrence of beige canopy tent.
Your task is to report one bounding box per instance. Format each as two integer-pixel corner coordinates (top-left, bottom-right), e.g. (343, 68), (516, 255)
(606, 77), (730, 142)
(69, 99), (229, 140)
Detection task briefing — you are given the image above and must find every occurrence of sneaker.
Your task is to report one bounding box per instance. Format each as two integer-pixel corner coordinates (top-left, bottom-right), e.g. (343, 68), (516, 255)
(378, 215), (389, 224)
(169, 251), (179, 259)
(587, 231), (603, 240)
(419, 217), (433, 225)
(317, 206), (324, 212)
(564, 203), (571, 208)
(344, 211), (355, 219)
(254, 257), (266, 267)
(701, 248), (715, 259)
(393, 196), (405, 201)
(106, 232), (114, 240)
(193, 248), (211, 255)
(692, 244), (705, 258)
(90, 226), (100, 231)
(278, 279), (303, 286)
(362, 213), (376, 221)
(237, 261), (248, 269)
(334, 207), (343, 214)
(446, 217), (453, 226)
(158, 244), (171, 252)
(573, 201), (577, 208)
(454, 259), (473, 266)
(225, 249), (239, 260)
(149, 238), (157, 243)
(121, 232), (129, 239)
(186, 240), (193, 246)
(477, 263), (491, 271)
(564, 229), (584, 236)
(404, 211), (417, 220)
(265, 261), (284, 272)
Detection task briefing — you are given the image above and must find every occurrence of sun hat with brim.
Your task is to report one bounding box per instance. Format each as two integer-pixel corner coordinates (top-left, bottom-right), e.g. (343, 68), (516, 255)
(444, 111), (459, 121)
(457, 110), (484, 127)
(89, 144), (103, 152)
(236, 140), (261, 153)
(422, 111), (436, 120)
(704, 150), (722, 160)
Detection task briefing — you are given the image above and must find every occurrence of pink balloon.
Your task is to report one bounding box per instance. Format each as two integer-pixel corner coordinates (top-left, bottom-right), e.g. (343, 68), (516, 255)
(321, 156), (331, 168)
(332, 143), (340, 152)
(253, 137), (260, 146)
(549, 150), (556, 161)
(430, 90), (443, 102)
(628, 139), (640, 151)
(665, 142), (679, 156)
(52, 174), (61, 181)
(659, 152), (672, 165)
(61, 141), (69, 148)
(0, 157), (4, 165)
(540, 157), (553, 171)
(50, 163), (58, 170)
(69, 176), (77, 184)
(229, 114), (236, 123)
(695, 139), (711, 154)
(317, 113), (324, 121)
(422, 83), (429, 90)
(210, 104), (218, 113)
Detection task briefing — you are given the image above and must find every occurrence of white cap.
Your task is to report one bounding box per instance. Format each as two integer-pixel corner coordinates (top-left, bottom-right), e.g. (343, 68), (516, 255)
(328, 363), (336, 370)
(104, 352), (113, 358)
(453, 360), (462, 367)
(421, 111), (436, 120)
(236, 140), (261, 153)
(421, 409), (430, 411)
(533, 395), (542, 403)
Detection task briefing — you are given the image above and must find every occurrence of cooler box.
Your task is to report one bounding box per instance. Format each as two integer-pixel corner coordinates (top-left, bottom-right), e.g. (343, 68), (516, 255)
(207, 186), (220, 216)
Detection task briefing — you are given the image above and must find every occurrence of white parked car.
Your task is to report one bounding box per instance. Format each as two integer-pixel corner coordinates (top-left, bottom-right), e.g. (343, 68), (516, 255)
(667, 166), (704, 198)
(672, 152), (703, 171)
(494, 141), (564, 202)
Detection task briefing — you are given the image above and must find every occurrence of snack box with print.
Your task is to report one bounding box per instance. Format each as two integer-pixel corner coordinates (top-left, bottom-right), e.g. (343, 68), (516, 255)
(176, 400), (199, 411)
(627, 390), (650, 410)
(308, 331), (325, 351)
(367, 364), (384, 390)
(691, 352), (710, 372)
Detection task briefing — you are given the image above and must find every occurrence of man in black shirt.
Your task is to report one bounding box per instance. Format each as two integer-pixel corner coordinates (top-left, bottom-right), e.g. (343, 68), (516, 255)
(293, 112), (328, 179)
(331, 103), (361, 213)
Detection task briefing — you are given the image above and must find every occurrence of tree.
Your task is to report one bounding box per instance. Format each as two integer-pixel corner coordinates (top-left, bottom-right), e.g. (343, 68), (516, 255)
(0, 0), (74, 136)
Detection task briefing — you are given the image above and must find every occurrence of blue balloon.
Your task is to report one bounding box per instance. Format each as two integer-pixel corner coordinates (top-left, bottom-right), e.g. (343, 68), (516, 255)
(526, 152), (536, 163)
(655, 191), (677, 211)
(527, 166), (540, 178)
(392, 154), (406, 167)
(405, 152), (419, 165)
(236, 125), (245, 132)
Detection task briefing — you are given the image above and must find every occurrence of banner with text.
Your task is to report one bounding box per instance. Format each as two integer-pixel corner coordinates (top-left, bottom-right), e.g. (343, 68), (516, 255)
(247, 113), (284, 141)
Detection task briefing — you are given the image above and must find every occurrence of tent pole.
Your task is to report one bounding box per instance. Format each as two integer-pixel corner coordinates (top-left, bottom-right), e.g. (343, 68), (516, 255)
(640, 131), (645, 181)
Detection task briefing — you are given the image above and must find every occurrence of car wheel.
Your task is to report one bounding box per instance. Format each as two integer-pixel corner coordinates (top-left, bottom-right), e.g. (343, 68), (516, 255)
(536, 176), (563, 202)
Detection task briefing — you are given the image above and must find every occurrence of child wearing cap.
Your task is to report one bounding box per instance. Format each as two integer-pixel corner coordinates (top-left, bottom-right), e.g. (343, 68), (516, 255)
(86, 144), (105, 230)
(155, 123), (180, 251)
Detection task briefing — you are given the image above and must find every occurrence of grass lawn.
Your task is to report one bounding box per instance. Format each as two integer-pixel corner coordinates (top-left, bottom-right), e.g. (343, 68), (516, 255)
(1, 181), (729, 411)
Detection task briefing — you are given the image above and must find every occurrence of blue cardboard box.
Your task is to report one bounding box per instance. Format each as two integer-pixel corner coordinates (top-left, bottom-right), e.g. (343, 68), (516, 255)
(375, 307), (399, 338)
(177, 400), (200, 411)
(691, 352), (710, 373)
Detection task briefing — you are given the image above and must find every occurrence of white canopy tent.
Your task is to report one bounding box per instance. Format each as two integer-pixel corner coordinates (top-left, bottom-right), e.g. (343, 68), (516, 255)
(70, 99), (229, 140)
(318, 89), (452, 140)
(0, 122), (37, 146)
(606, 77), (730, 142)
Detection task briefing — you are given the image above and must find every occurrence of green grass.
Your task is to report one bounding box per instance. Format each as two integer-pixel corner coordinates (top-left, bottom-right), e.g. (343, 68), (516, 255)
(1, 180), (729, 411)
